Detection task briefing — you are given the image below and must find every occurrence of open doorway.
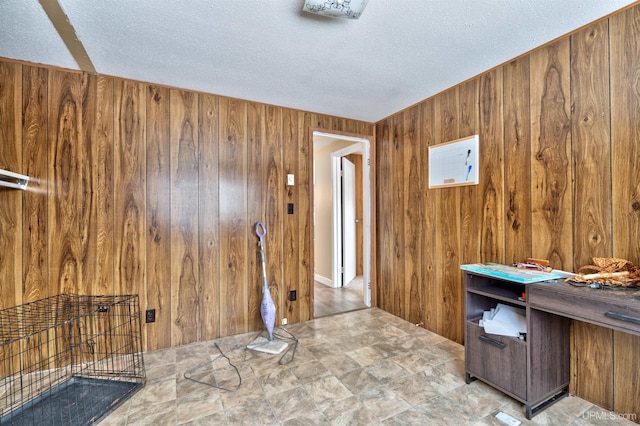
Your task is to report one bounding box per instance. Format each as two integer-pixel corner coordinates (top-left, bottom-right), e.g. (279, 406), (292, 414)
(312, 131), (372, 318)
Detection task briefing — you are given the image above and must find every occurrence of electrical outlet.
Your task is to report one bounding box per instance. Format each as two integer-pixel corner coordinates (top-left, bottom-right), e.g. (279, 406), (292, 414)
(281, 318), (288, 326)
(146, 309), (156, 323)
(288, 290), (296, 301)
(287, 203), (294, 214)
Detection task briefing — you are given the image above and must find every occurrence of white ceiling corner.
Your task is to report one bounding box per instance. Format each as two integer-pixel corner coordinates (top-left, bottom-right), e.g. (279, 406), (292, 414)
(1, 1), (637, 122)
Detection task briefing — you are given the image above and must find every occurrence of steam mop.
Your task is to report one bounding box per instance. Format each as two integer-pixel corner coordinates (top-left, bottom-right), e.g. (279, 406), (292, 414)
(247, 221), (289, 355)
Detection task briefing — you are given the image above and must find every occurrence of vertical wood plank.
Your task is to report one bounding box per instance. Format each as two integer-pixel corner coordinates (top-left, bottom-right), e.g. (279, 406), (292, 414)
(571, 21), (612, 268)
(264, 105), (283, 323)
(283, 108), (300, 324)
(569, 22), (616, 408)
(0, 62), (22, 309)
(391, 115), (405, 318)
(611, 4), (640, 266)
(79, 73), (98, 296)
(93, 76), (114, 296)
(570, 322), (613, 410)
(298, 111), (312, 321)
(199, 93), (221, 341)
(219, 97), (248, 336)
(376, 119), (392, 313)
(114, 79), (146, 296)
(459, 79), (479, 266)
(247, 102), (265, 330)
(48, 69), (83, 295)
(458, 79), (478, 343)
(421, 99), (437, 331)
(503, 58), (532, 264)
(613, 331), (640, 417)
(434, 89), (462, 342)
(22, 65), (48, 302)
(530, 40), (573, 270)
(170, 89), (199, 345)
(478, 69), (505, 264)
(403, 106), (422, 325)
(609, 6), (640, 418)
(146, 85), (172, 350)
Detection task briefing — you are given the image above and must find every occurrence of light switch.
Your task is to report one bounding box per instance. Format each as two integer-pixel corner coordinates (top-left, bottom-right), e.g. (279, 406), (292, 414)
(287, 174), (295, 186)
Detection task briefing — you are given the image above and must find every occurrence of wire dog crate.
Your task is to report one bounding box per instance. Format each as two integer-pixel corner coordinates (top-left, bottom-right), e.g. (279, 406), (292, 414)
(0, 294), (145, 425)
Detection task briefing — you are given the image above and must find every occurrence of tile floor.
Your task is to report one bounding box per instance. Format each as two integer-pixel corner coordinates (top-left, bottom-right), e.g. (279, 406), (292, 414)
(102, 308), (637, 425)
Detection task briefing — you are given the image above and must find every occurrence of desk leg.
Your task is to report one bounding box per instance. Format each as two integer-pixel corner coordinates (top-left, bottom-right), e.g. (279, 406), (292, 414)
(524, 388), (568, 419)
(465, 372), (477, 384)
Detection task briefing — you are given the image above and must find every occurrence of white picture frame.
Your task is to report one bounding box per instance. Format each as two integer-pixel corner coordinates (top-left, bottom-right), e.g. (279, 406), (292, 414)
(428, 135), (479, 189)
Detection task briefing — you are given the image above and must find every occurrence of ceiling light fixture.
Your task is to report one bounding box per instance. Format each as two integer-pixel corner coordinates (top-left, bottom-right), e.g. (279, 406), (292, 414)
(302, 0), (369, 19)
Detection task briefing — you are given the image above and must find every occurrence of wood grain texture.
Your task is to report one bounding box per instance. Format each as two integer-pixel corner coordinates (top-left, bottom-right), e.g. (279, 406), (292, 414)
(503, 58), (532, 264)
(571, 21), (612, 268)
(170, 90), (199, 345)
(263, 105), (283, 324)
(298, 112), (313, 321)
(219, 97), (248, 336)
(79, 73), (98, 297)
(146, 85), (171, 350)
(610, 4), (640, 266)
(0, 62), (22, 310)
(403, 106), (423, 326)
(247, 102), (265, 331)
(569, 23), (616, 408)
(458, 80), (479, 267)
(530, 40), (573, 270)
(48, 69), (84, 295)
(613, 331), (640, 417)
(114, 79), (146, 296)
(2, 57), (374, 354)
(376, 119), (392, 314)
(283, 108), (300, 324)
(371, 5), (640, 409)
(420, 99), (437, 332)
(570, 322), (613, 410)
(478, 69), (504, 264)
(391, 115), (405, 318)
(22, 65), (48, 302)
(199, 93), (221, 341)
(434, 89), (463, 342)
(92, 76), (114, 296)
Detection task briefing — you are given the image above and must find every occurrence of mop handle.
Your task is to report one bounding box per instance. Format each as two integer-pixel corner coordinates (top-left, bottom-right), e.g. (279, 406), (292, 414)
(255, 221), (266, 244)
(255, 222), (269, 290)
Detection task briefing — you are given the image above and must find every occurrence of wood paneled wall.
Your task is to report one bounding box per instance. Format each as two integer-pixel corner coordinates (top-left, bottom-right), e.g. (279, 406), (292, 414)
(0, 61), (373, 352)
(375, 4), (640, 417)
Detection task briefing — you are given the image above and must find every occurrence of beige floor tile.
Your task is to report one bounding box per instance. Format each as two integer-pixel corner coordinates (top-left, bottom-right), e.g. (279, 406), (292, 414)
(99, 308), (627, 425)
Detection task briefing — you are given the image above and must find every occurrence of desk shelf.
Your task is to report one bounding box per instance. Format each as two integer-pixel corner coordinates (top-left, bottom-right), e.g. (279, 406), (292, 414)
(464, 271), (571, 419)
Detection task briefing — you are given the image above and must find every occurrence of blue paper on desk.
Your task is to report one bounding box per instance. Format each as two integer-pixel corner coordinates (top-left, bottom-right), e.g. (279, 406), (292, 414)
(461, 263), (564, 283)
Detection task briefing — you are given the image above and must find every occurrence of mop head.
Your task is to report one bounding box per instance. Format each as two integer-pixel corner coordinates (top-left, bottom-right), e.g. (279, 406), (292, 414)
(247, 336), (288, 355)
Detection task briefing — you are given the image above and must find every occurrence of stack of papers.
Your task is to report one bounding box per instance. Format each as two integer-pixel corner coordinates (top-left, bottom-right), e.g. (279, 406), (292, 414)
(479, 303), (526, 337)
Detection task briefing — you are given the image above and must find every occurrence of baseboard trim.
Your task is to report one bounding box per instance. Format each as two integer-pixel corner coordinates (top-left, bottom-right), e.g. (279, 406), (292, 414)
(314, 274), (333, 287)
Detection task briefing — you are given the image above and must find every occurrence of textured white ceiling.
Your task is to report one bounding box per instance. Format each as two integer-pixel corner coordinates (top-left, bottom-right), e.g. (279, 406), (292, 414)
(1, 1), (637, 122)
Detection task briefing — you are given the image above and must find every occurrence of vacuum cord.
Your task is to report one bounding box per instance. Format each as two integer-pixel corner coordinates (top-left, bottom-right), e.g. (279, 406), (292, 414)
(183, 342), (242, 392)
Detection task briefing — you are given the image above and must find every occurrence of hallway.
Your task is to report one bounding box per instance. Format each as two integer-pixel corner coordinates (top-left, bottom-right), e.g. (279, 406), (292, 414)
(314, 276), (366, 318)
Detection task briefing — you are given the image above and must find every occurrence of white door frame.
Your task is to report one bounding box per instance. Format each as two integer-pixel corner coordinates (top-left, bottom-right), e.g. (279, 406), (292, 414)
(340, 156), (357, 286)
(325, 134), (371, 306)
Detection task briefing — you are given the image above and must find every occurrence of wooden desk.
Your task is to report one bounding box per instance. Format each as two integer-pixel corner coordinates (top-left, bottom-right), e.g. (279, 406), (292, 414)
(464, 271), (640, 419)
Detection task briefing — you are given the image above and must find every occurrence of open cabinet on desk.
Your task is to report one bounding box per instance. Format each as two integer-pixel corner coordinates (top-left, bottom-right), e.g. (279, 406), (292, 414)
(464, 270), (571, 419)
